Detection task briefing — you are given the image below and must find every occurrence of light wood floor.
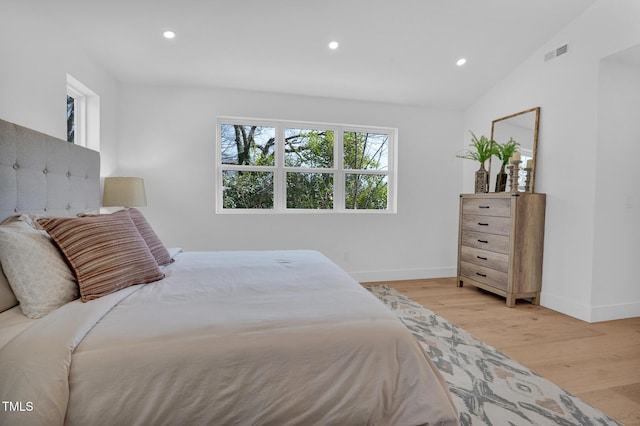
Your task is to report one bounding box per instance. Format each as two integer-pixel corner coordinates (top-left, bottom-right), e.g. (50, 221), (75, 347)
(362, 277), (640, 425)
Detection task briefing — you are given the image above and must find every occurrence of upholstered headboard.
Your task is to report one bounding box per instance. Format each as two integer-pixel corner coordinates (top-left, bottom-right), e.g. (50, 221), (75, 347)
(0, 118), (101, 312)
(0, 118), (101, 222)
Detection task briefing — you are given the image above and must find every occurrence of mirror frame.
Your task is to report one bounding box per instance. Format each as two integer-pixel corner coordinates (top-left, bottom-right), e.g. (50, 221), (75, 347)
(489, 106), (540, 193)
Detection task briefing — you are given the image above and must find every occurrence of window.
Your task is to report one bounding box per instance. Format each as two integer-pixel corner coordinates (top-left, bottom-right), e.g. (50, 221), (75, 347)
(66, 74), (99, 150)
(343, 131), (389, 210)
(217, 117), (397, 213)
(66, 91), (84, 144)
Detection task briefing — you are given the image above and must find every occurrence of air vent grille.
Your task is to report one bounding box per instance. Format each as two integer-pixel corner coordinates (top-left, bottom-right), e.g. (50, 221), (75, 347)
(556, 44), (569, 56)
(544, 43), (570, 62)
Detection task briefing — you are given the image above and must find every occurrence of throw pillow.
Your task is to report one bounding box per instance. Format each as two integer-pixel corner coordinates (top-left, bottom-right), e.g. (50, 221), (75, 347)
(38, 214), (165, 302)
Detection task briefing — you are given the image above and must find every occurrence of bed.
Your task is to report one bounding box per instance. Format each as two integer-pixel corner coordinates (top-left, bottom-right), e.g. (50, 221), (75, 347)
(0, 118), (458, 425)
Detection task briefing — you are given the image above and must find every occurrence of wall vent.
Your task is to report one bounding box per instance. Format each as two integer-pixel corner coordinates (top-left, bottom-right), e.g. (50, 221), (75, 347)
(544, 43), (570, 62)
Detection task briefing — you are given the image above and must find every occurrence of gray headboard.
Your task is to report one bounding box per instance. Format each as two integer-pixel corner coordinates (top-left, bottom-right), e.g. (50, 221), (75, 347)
(0, 118), (101, 222)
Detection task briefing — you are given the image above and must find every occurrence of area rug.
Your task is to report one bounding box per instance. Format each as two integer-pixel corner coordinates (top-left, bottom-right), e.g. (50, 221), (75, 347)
(367, 285), (621, 426)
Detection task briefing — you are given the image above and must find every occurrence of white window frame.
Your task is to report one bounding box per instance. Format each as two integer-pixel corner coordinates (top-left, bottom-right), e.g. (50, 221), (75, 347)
(216, 116), (398, 214)
(66, 74), (100, 151)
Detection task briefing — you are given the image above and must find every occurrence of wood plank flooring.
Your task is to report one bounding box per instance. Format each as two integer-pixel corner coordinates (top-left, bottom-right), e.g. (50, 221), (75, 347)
(362, 277), (640, 425)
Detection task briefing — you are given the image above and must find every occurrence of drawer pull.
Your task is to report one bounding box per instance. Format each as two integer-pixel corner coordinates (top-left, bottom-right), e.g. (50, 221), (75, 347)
(477, 239), (488, 244)
(476, 272), (487, 278)
(478, 222), (489, 226)
(477, 256), (488, 260)
(479, 205), (490, 209)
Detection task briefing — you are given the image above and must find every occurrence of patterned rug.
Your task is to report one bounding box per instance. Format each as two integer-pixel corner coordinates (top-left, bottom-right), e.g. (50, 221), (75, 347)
(368, 285), (621, 426)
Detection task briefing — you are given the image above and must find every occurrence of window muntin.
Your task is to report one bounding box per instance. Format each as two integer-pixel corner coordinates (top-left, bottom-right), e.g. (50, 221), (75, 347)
(217, 118), (396, 213)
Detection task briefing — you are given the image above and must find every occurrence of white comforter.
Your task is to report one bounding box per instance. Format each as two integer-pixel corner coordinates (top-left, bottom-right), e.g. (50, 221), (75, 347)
(0, 250), (457, 425)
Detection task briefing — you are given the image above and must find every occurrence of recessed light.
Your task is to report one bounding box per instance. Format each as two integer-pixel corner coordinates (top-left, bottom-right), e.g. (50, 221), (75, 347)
(456, 58), (467, 66)
(329, 41), (339, 50)
(163, 30), (176, 39)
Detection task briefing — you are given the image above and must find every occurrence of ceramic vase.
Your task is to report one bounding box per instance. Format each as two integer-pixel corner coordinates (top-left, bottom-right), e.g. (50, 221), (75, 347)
(474, 163), (489, 193)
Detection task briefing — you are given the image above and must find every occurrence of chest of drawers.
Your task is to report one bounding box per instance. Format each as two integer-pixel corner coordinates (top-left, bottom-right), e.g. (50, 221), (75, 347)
(457, 193), (546, 307)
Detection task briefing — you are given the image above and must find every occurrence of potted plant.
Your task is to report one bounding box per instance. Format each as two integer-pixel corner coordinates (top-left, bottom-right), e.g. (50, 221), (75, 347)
(493, 137), (520, 192)
(457, 132), (496, 193)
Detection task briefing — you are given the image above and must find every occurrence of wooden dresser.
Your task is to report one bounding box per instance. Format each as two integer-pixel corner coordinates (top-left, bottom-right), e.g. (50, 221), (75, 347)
(457, 193), (546, 307)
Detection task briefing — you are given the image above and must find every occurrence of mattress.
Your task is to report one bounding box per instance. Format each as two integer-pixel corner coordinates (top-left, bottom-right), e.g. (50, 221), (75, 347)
(0, 250), (458, 425)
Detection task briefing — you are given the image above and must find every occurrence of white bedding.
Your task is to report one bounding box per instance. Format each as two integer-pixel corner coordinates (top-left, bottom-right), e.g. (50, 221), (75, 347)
(0, 250), (457, 425)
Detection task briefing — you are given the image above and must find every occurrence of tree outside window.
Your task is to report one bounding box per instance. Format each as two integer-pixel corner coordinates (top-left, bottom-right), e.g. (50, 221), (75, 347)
(66, 95), (75, 143)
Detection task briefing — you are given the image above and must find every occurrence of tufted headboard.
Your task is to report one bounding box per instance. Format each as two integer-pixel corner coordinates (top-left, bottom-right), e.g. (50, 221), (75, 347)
(0, 118), (101, 222)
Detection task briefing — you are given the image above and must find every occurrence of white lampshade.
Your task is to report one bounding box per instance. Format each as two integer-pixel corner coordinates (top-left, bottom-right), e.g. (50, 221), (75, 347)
(102, 177), (147, 208)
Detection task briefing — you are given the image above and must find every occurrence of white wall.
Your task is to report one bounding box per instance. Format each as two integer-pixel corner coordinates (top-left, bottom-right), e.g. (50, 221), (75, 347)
(464, 0), (640, 321)
(116, 84), (462, 280)
(592, 51), (640, 321)
(0, 2), (119, 174)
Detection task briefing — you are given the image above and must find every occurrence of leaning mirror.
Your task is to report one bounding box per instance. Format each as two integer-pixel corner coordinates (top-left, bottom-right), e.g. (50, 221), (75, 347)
(488, 107), (540, 193)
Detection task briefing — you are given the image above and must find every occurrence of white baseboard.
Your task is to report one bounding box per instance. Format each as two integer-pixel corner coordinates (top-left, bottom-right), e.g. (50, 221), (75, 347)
(348, 267), (457, 283)
(590, 301), (640, 322)
(541, 292), (640, 323)
(540, 293), (591, 322)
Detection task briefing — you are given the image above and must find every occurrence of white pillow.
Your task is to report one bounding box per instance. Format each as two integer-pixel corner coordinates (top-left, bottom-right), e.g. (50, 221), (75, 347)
(0, 220), (78, 318)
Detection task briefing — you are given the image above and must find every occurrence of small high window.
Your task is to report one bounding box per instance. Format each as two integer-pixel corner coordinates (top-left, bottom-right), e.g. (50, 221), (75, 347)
(66, 74), (99, 150)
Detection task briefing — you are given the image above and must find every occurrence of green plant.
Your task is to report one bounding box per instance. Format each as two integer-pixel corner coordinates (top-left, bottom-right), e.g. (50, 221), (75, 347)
(456, 132), (496, 165)
(495, 137), (520, 166)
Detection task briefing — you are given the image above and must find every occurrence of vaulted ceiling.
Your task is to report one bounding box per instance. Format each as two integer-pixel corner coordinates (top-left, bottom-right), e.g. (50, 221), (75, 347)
(16, 0), (597, 109)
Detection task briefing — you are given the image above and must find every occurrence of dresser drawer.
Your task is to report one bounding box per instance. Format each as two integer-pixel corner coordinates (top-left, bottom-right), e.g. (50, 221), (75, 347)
(460, 230), (510, 254)
(462, 198), (511, 217)
(460, 246), (509, 273)
(460, 261), (508, 291)
(462, 214), (511, 236)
